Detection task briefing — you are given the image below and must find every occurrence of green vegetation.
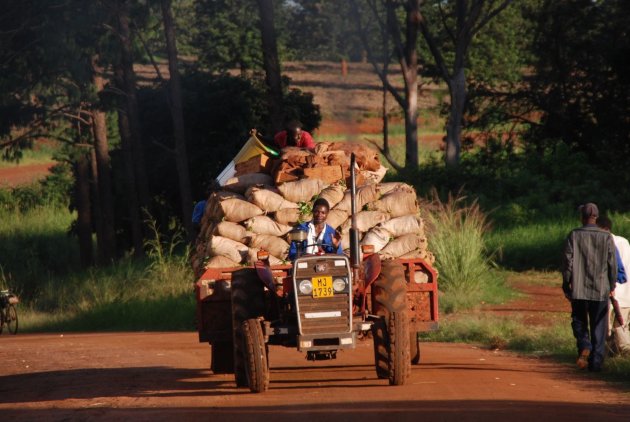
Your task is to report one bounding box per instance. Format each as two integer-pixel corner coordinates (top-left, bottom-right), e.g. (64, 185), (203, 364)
(1, 206), (195, 332)
(426, 192), (513, 312)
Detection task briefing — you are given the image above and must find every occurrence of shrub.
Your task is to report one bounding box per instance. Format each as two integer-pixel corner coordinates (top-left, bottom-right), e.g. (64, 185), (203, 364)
(426, 190), (505, 311)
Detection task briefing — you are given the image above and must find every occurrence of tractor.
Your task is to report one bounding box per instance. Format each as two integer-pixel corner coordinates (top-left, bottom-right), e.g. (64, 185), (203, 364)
(195, 155), (438, 392)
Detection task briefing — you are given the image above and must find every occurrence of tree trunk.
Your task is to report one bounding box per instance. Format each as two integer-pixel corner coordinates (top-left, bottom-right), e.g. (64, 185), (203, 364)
(256, 0), (284, 134)
(445, 69), (466, 167)
(160, 0), (194, 241)
(91, 54), (117, 262)
(75, 151), (93, 267)
(89, 146), (104, 263)
(403, 0), (420, 169)
(115, 65), (144, 258)
(117, 0), (150, 211)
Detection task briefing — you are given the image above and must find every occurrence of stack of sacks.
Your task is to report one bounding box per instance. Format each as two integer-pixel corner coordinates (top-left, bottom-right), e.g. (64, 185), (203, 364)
(190, 143), (434, 278)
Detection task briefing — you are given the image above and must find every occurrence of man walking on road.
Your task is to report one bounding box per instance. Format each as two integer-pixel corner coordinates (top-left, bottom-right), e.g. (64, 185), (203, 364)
(562, 203), (617, 371)
(597, 216), (630, 356)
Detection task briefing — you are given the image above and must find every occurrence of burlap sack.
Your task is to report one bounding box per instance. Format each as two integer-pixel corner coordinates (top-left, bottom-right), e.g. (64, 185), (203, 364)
(334, 184), (378, 212)
(274, 209), (312, 226)
(366, 190), (418, 218)
(327, 142), (381, 171)
(378, 182), (414, 196)
(378, 215), (424, 238)
(246, 185), (298, 212)
(380, 234), (427, 259)
(224, 173), (273, 193)
(326, 209), (349, 230)
(214, 221), (249, 244)
(399, 249), (429, 260)
(207, 191), (264, 223)
(361, 165), (388, 184)
(340, 211), (390, 233)
(318, 183), (346, 209)
(278, 178), (329, 203)
(247, 248), (285, 266)
(205, 255), (239, 269)
(360, 227), (391, 252)
(249, 234), (290, 259)
(245, 216), (292, 236)
(206, 235), (249, 263)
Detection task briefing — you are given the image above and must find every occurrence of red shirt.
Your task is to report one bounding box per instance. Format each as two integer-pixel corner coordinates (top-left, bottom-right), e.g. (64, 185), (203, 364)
(274, 130), (316, 149)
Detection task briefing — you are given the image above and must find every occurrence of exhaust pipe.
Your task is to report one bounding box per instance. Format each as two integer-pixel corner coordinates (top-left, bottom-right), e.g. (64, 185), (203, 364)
(349, 153), (360, 270)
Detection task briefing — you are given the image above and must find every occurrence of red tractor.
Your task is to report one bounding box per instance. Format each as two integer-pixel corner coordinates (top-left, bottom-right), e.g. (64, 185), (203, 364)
(195, 155), (439, 392)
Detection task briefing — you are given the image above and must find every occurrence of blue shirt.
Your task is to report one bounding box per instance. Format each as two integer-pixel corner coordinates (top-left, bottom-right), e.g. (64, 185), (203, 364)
(615, 247), (627, 284)
(288, 221), (343, 260)
(192, 200), (206, 224)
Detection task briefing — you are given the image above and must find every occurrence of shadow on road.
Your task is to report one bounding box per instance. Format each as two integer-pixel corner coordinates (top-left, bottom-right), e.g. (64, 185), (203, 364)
(0, 366), (242, 404)
(2, 400), (629, 421)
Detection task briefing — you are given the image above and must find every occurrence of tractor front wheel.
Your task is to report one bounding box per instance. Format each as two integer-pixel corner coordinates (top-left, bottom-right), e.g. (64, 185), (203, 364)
(242, 318), (269, 393)
(410, 331), (421, 364)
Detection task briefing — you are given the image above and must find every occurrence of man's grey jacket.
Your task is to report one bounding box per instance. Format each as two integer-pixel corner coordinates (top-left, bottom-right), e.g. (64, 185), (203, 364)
(562, 225), (617, 301)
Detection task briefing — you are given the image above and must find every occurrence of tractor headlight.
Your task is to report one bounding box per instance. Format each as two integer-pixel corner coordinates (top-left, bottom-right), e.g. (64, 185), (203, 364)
(333, 278), (347, 292)
(298, 279), (313, 295)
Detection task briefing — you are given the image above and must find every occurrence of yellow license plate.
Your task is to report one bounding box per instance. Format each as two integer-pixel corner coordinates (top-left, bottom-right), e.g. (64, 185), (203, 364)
(312, 276), (333, 298)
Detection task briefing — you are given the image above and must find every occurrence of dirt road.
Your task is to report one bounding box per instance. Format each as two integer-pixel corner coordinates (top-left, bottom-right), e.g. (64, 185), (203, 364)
(0, 333), (628, 421)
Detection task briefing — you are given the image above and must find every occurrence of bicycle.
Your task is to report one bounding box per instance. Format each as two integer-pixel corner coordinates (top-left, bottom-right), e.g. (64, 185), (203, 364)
(0, 290), (19, 335)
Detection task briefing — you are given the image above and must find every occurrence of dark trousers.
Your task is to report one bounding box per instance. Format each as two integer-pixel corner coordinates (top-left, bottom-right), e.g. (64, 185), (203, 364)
(571, 299), (609, 369)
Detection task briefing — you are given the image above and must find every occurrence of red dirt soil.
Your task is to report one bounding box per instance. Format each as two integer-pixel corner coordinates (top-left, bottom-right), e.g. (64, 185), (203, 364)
(0, 163), (55, 188)
(0, 280), (628, 421)
(0, 333), (628, 421)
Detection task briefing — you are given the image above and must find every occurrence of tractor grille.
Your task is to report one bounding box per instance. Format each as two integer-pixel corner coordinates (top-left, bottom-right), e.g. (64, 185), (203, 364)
(297, 293), (351, 335)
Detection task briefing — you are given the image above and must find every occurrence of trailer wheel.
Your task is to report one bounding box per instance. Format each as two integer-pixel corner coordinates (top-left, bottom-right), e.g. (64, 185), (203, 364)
(210, 341), (234, 374)
(410, 331), (421, 364)
(242, 318), (269, 393)
(371, 261), (410, 385)
(231, 269), (265, 388)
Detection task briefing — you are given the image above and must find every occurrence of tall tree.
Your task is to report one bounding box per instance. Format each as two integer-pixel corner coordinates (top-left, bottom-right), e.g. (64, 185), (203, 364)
(418, 0), (513, 167)
(256, 0), (285, 134)
(160, 0), (194, 239)
(352, 0), (421, 170)
(194, 0), (262, 75)
(90, 54), (117, 263)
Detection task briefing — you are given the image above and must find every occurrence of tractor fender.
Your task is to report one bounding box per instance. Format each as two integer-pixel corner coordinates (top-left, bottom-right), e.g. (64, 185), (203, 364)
(254, 260), (276, 293)
(362, 253), (382, 288)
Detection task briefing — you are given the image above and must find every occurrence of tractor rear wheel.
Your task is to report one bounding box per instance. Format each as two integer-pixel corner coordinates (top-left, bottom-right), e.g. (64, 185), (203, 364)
(242, 318), (269, 393)
(231, 269), (265, 388)
(210, 340), (234, 374)
(371, 261), (410, 385)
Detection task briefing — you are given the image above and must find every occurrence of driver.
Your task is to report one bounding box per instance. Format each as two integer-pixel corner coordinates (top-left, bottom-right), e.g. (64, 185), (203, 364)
(288, 198), (343, 260)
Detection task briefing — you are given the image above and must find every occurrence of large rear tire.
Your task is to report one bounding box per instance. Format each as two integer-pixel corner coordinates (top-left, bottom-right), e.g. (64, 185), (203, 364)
(210, 340), (234, 374)
(242, 318), (269, 393)
(6, 305), (17, 335)
(371, 261), (410, 385)
(231, 269), (265, 388)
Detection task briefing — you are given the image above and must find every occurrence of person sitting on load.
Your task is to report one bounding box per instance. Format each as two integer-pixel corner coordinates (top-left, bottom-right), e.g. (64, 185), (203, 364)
(274, 119), (316, 150)
(288, 198), (343, 260)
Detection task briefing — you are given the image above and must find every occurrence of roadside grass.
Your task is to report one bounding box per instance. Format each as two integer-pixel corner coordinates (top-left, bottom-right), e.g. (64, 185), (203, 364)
(424, 270), (630, 387)
(0, 206), (79, 294)
(426, 191), (510, 313)
(2, 206), (196, 332)
(0, 143), (57, 168)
